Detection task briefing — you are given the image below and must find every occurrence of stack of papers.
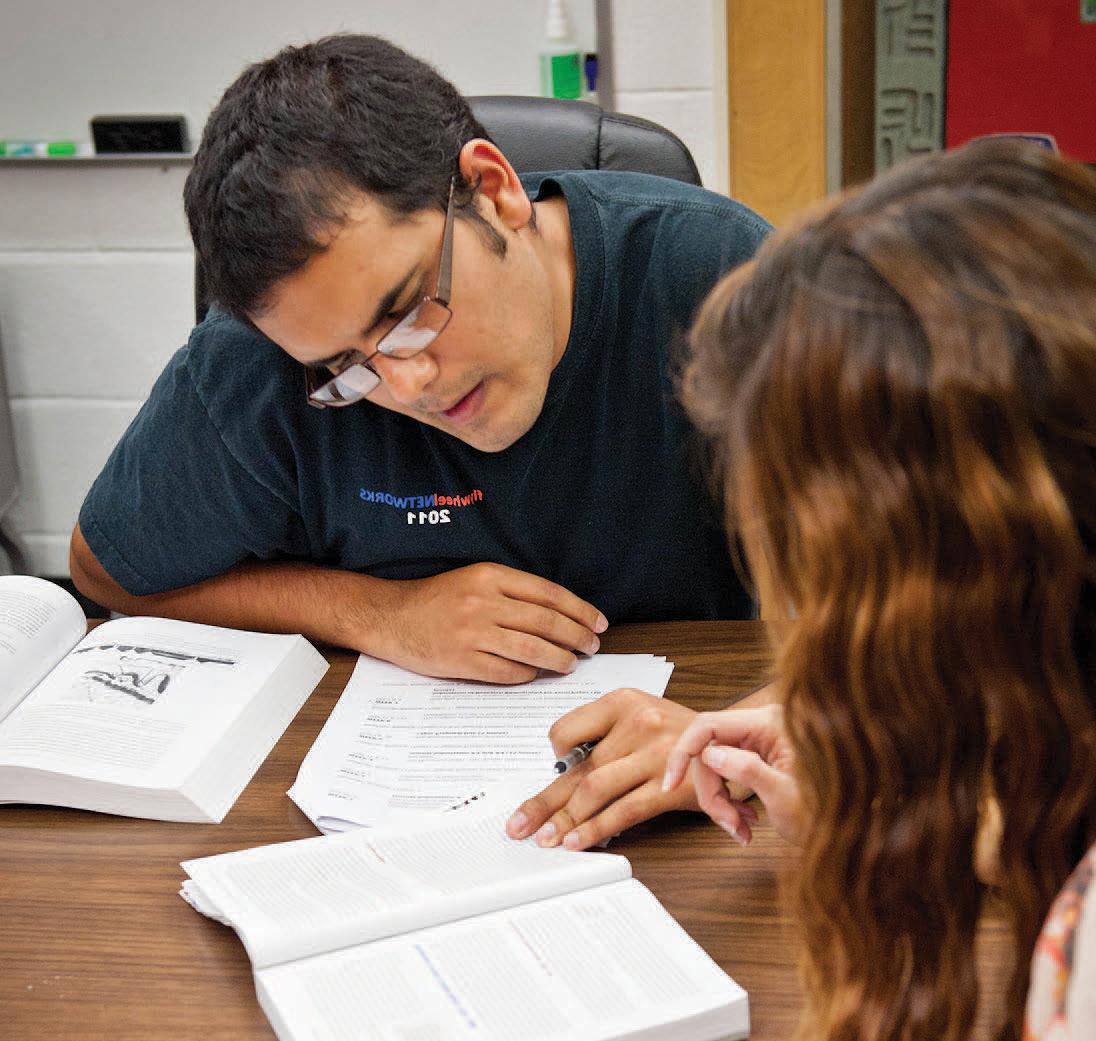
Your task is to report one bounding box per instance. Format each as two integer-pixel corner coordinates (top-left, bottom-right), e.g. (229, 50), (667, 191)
(289, 654), (673, 833)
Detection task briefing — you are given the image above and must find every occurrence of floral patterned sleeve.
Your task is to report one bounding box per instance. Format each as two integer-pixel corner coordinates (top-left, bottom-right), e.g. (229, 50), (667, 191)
(1025, 843), (1096, 1041)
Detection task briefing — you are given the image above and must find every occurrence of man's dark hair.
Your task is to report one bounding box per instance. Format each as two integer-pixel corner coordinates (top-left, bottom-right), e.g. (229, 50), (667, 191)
(184, 34), (499, 318)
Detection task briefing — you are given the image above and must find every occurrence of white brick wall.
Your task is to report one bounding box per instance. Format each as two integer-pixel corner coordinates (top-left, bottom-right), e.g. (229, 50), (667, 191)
(0, 1), (721, 579)
(609, 0), (722, 190)
(10, 401), (144, 576)
(1, 253), (193, 398)
(0, 160), (195, 577)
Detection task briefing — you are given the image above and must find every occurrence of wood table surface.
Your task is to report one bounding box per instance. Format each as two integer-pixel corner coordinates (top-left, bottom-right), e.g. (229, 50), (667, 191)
(0, 621), (1012, 1040)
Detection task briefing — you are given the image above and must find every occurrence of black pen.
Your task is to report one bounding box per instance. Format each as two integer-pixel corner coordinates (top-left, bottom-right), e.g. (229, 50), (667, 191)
(554, 740), (598, 774)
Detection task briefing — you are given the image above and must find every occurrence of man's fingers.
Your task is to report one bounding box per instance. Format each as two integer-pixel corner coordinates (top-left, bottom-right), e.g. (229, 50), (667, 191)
(412, 651), (539, 686)
(466, 653), (540, 686)
(490, 627), (580, 675)
(390, 564), (610, 682)
(496, 599), (601, 657)
(497, 568), (608, 636)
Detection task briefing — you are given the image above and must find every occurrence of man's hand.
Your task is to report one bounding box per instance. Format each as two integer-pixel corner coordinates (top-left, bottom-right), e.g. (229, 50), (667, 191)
(663, 703), (802, 845)
(377, 563), (608, 684)
(504, 688), (757, 850)
(71, 528), (604, 686)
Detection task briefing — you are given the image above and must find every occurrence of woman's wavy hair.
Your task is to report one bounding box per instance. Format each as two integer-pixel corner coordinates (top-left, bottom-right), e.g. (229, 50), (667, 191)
(685, 138), (1096, 1041)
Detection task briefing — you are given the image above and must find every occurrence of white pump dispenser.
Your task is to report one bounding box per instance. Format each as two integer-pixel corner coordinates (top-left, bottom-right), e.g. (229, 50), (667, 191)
(539, 0), (582, 100)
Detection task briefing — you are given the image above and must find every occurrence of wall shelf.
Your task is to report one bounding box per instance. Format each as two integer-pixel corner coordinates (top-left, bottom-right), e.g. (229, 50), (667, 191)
(0, 154), (192, 167)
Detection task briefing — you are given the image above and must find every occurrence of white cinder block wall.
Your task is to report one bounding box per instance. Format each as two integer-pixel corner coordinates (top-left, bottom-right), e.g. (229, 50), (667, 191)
(0, 1), (719, 579)
(611, 0), (722, 191)
(0, 163), (195, 575)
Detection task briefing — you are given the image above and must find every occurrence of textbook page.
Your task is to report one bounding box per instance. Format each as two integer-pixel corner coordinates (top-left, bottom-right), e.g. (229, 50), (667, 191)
(181, 809), (630, 969)
(0, 576), (86, 721)
(256, 878), (749, 1041)
(0, 615), (309, 789)
(288, 654), (674, 832)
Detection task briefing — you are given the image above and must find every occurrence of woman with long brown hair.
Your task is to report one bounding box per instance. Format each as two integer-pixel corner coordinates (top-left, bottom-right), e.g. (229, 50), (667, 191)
(663, 138), (1096, 1041)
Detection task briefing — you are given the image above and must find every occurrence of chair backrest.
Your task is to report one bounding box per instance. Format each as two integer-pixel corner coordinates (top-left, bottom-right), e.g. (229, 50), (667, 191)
(469, 96), (702, 186)
(194, 97), (701, 323)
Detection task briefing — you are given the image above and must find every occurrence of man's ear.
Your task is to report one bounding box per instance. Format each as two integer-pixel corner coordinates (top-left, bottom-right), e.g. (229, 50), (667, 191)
(458, 139), (534, 230)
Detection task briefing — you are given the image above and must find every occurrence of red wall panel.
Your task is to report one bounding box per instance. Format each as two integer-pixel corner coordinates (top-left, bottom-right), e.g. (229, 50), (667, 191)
(947, 0), (1096, 161)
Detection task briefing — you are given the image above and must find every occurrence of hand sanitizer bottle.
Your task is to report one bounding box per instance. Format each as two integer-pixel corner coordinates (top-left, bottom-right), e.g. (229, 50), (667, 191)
(539, 0), (582, 100)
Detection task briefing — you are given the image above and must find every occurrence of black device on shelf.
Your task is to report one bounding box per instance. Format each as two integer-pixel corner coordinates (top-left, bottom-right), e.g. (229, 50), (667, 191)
(90, 114), (189, 154)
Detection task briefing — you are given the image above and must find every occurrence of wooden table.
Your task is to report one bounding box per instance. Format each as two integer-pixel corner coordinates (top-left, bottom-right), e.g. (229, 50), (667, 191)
(0, 621), (1011, 1040)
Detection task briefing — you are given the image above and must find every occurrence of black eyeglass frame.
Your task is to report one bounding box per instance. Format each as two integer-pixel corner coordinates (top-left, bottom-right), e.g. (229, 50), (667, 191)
(304, 178), (457, 409)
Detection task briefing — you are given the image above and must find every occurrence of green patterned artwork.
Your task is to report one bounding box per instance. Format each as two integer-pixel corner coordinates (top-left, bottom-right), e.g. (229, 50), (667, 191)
(875, 0), (947, 171)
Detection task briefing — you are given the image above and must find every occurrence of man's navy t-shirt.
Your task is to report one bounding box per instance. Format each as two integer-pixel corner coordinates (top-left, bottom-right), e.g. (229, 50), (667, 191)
(80, 171), (769, 622)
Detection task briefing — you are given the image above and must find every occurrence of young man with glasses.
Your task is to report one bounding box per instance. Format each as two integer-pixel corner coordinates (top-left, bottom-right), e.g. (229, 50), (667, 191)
(69, 35), (772, 846)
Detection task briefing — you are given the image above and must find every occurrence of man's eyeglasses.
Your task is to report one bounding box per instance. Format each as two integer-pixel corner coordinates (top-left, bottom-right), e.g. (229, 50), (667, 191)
(304, 179), (457, 408)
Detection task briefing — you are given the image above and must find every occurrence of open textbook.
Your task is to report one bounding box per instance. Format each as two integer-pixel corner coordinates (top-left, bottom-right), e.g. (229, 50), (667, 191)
(180, 807), (749, 1041)
(289, 653), (675, 832)
(0, 575), (327, 822)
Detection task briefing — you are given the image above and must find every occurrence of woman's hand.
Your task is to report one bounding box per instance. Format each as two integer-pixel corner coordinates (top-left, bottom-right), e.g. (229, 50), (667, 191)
(662, 703), (803, 845)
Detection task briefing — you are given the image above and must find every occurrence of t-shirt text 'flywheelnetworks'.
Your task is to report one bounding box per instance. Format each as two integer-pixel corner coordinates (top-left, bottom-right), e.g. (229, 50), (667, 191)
(359, 488), (485, 510)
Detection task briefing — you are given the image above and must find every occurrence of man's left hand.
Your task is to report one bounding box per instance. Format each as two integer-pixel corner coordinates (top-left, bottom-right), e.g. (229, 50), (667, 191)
(505, 688), (754, 850)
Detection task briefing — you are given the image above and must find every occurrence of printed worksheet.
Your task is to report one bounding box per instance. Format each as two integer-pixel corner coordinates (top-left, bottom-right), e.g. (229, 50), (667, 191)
(288, 654), (674, 832)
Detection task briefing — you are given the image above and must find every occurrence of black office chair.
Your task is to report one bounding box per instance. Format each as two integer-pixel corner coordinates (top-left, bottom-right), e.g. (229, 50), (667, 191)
(194, 97), (701, 323)
(469, 96), (701, 187)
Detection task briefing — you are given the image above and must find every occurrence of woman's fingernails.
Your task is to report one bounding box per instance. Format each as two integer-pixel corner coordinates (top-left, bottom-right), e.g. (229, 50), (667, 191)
(718, 819), (749, 846)
(563, 831), (583, 850)
(661, 769), (674, 792)
(704, 747), (728, 769)
(507, 810), (529, 836)
(535, 822), (557, 846)
(594, 613), (609, 633)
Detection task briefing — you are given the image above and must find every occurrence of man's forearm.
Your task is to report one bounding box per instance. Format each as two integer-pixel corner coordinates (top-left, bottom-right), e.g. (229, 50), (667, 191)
(71, 541), (393, 654)
(70, 523), (604, 684)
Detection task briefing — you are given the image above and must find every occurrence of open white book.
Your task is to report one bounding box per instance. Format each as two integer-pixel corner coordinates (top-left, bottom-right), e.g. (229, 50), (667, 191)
(0, 575), (328, 822)
(181, 809), (749, 1041)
